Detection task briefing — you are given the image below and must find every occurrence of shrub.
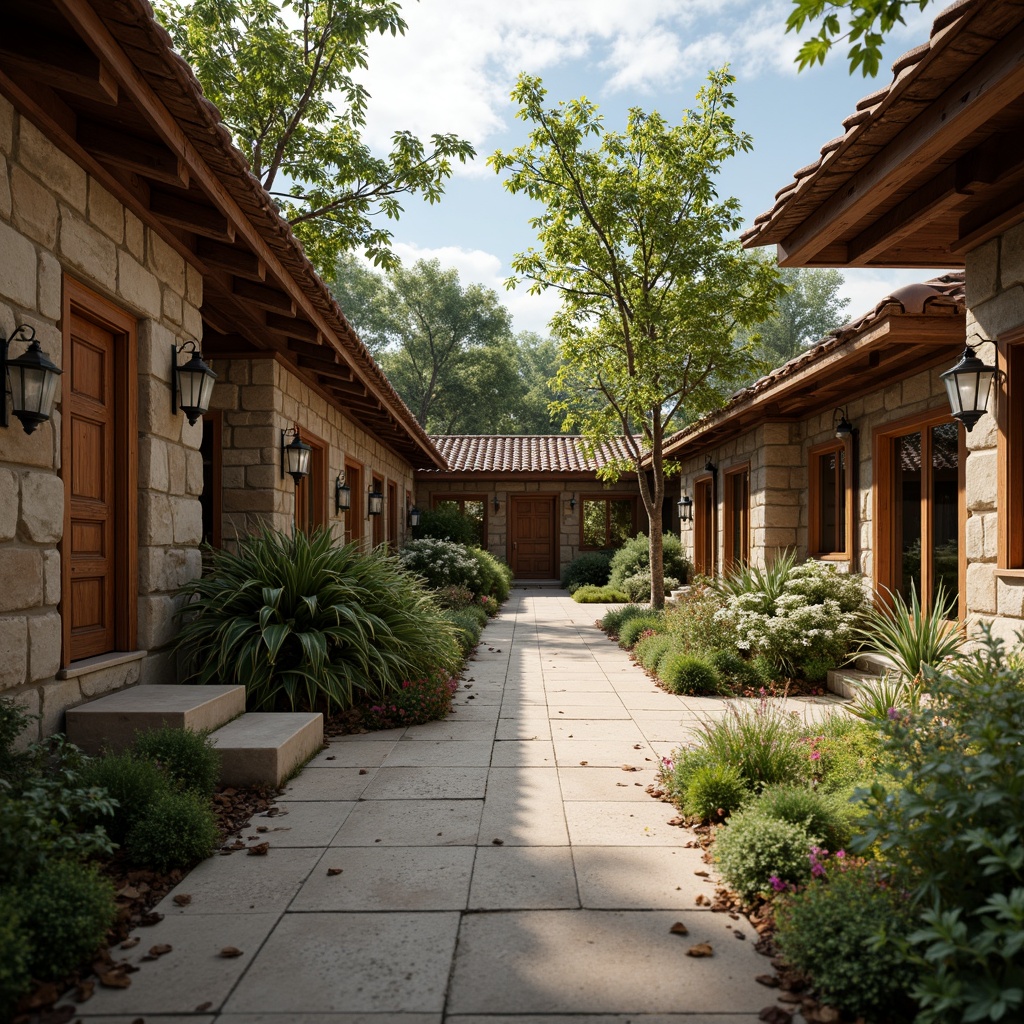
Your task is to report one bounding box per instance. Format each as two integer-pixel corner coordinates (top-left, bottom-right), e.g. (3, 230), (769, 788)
(600, 604), (648, 635)
(621, 570), (682, 603)
(125, 789), (219, 872)
(561, 551), (613, 593)
(400, 537), (482, 593)
(659, 652), (723, 695)
(849, 629), (1024, 1024)
(131, 727), (221, 798)
(683, 762), (748, 822)
(812, 719), (893, 793)
(461, 603), (489, 629)
(0, 697), (38, 785)
(467, 547), (512, 601)
(361, 673), (458, 730)
(434, 584), (475, 610)
(16, 858), (116, 982)
(608, 532), (690, 589)
(752, 785), (853, 853)
(618, 613), (665, 650)
(634, 633), (674, 672)
(173, 528), (461, 712)
(444, 609), (483, 657)
(708, 649), (764, 691)
(414, 504), (481, 545)
(0, 892), (30, 1010)
(664, 583), (737, 656)
(573, 585), (630, 604)
(776, 864), (918, 1021)
(478, 594), (500, 617)
(80, 752), (169, 845)
(715, 806), (818, 901)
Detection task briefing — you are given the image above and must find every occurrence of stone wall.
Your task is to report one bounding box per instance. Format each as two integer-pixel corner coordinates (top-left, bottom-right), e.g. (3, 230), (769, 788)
(963, 227), (1024, 643)
(0, 94), (203, 739)
(212, 356), (416, 548)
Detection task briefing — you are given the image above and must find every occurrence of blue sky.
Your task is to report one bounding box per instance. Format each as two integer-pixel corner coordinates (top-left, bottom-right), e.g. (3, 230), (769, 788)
(356, 0), (946, 335)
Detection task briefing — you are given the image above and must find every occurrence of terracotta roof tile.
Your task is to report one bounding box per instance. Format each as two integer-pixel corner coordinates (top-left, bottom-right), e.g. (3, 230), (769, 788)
(426, 436), (637, 474)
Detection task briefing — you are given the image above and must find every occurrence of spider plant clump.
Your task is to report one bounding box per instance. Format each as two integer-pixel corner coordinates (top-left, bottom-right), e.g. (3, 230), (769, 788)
(171, 527), (461, 712)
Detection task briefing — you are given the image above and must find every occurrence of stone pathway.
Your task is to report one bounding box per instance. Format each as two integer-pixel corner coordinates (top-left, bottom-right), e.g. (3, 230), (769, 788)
(70, 588), (842, 1023)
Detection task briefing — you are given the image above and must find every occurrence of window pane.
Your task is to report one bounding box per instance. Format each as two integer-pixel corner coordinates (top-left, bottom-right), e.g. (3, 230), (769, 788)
(463, 500), (486, 546)
(819, 452), (838, 552)
(836, 449), (847, 553)
(609, 500), (633, 546)
(582, 499), (606, 547)
(931, 422), (959, 614)
(896, 432), (922, 603)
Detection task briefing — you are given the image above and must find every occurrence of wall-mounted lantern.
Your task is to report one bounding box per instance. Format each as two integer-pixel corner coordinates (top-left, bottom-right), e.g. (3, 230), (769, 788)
(1, 325), (62, 435)
(172, 340), (216, 426)
(367, 486), (384, 516)
(941, 346), (998, 432)
(493, 495), (500, 513)
(408, 505), (421, 528)
(677, 489), (693, 524)
(833, 407), (855, 441)
(334, 472), (351, 514)
(281, 427), (311, 485)
(704, 458), (717, 475)
(569, 495), (576, 511)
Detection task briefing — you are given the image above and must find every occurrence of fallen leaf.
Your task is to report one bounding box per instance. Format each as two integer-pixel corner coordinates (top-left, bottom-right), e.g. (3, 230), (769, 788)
(358, 768), (368, 775)
(220, 947), (244, 958)
(120, 937), (140, 950)
(633, 743), (643, 749)
(695, 894), (710, 906)
(579, 760), (588, 765)
(98, 971), (132, 989)
(755, 975), (780, 988)
(196, 1002), (213, 1012)
(669, 922), (689, 935)
(173, 894), (192, 906)
(247, 842), (270, 856)
(325, 755), (336, 761)
(492, 838), (504, 845)
(149, 944), (173, 956)
(686, 943), (714, 957)
(327, 868), (343, 876)
(817, 1008), (841, 1024)
(74, 979), (95, 1003)
(615, 782), (628, 787)
(733, 930), (746, 940)
(758, 1008), (792, 1023)
(139, 911), (164, 926)
(694, 870), (709, 877)
(621, 765), (639, 772)
(117, 885), (141, 900)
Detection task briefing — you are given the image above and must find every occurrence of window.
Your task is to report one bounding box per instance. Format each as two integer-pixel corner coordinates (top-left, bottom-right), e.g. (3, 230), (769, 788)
(998, 329), (1024, 570)
(387, 481), (398, 551)
(580, 495), (636, 549)
(294, 433), (327, 535)
(693, 475), (715, 576)
(808, 440), (852, 558)
(200, 411), (222, 549)
(372, 475), (384, 547)
(432, 496), (486, 546)
(343, 462), (362, 545)
(724, 464), (749, 569)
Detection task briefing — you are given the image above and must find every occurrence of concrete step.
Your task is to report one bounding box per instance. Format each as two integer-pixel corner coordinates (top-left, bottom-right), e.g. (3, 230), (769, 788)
(211, 712), (323, 788)
(826, 668), (881, 700)
(66, 684), (246, 755)
(854, 651), (899, 675)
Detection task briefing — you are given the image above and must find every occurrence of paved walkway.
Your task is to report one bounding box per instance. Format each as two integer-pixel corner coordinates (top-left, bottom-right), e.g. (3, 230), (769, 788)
(69, 588), (833, 1023)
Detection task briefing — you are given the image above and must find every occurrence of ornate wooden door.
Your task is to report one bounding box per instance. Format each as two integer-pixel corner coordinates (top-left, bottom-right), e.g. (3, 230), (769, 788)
(509, 496), (556, 578)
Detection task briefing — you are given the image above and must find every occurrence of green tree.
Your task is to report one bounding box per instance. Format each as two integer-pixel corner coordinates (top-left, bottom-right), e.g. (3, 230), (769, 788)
(157, 0), (475, 275)
(512, 332), (567, 434)
(787, 0), (935, 76)
(490, 69), (783, 609)
(748, 267), (850, 369)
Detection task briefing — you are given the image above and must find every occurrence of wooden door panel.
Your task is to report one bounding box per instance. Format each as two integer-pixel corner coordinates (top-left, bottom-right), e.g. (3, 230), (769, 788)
(510, 497), (556, 578)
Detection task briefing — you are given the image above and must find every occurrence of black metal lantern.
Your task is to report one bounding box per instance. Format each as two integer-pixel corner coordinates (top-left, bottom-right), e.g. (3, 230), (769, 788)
(569, 495), (576, 511)
(941, 346), (998, 432)
(493, 495), (500, 513)
(335, 472), (351, 513)
(833, 407), (855, 441)
(367, 486), (384, 516)
(281, 427), (311, 484)
(2, 325), (62, 435)
(677, 490), (693, 524)
(408, 505), (421, 528)
(172, 341), (216, 426)
(704, 458), (717, 475)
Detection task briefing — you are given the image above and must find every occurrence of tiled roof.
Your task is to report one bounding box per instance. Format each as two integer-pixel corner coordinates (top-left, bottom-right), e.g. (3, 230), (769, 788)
(427, 436), (638, 473)
(657, 272), (965, 459)
(740, 0), (1022, 250)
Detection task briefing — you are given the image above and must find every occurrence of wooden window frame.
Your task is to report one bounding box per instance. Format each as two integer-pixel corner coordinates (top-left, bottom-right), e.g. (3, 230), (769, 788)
(343, 461), (363, 545)
(873, 407), (966, 620)
(294, 430), (327, 535)
(808, 439), (853, 559)
(997, 326), (1024, 573)
(431, 494), (488, 547)
(723, 463), (750, 571)
(693, 474), (716, 577)
(200, 410), (223, 549)
(61, 278), (138, 666)
(578, 493), (638, 551)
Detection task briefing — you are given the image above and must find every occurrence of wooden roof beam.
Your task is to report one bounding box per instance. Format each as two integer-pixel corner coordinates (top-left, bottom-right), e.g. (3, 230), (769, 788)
(0, 29), (118, 105)
(266, 313), (319, 342)
(80, 117), (188, 187)
(150, 189), (235, 241)
(232, 277), (296, 314)
(196, 238), (265, 281)
(297, 355), (353, 380)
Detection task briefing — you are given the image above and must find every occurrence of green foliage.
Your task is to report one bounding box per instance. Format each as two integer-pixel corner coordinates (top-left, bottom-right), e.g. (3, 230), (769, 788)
(468, 547), (513, 601)
(131, 727), (221, 798)
(600, 604), (648, 635)
(80, 752), (169, 845)
(708, 649), (764, 691)
(478, 594), (500, 617)
(443, 609), (483, 657)
(158, 3), (474, 275)
(715, 806), (818, 901)
(658, 653), (723, 696)
(434, 584), (475, 610)
(617, 613), (665, 650)
(572, 584), (630, 604)
(752, 785), (853, 853)
(415, 504), (481, 546)
(634, 633), (675, 672)
(173, 527), (460, 712)
(399, 537), (482, 593)
(776, 865), (919, 1020)
(491, 69), (783, 609)
(812, 718), (892, 793)
(609, 533), (689, 590)
(683, 762), (749, 822)
(622, 571), (681, 604)
(0, 696), (38, 784)
(0, 891), (30, 1011)
(847, 673), (921, 723)
(849, 629), (1024, 1023)
(16, 858), (116, 982)
(664, 582), (738, 656)
(361, 673), (457, 729)
(125, 789), (219, 872)
(561, 551), (613, 593)
(786, 0), (935, 77)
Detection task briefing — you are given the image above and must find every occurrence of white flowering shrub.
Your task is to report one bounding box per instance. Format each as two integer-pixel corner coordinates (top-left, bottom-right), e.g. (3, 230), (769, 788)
(399, 538), (483, 593)
(723, 560), (867, 682)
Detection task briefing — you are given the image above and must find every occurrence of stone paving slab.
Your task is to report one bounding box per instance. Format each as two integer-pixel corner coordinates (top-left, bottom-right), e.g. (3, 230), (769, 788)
(220, 1016), (442, 1024)
(490, 739), (557, 766)
(308, 741), (396, 767)
(552, 738), (657, 767)
(572, 846), (723, 909)
(448, 1016), (761, 1023)
(557, 766), (657, 801)
(279, 767), (377, 801)
(331, 798), (483, 846)
(564, 801), (688, 846)
(468, 846), (579, 910)
(240, 801), (355, 847)
(360, 765), (489, 800)
(381, 740), (494, 767)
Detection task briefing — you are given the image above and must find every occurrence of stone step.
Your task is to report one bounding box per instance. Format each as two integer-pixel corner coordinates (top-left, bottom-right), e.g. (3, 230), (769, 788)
(854, 651), (899, 676)
(826, 668), (881, 700)
(210, 712), (323, 788)
(66, 684), (246, 755)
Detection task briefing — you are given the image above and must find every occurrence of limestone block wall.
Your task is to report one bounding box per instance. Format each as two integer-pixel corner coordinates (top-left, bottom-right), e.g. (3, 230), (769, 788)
(963, 227), (1024, 643)
(0, 94), (203, 738)
(212, 355), (416, 548)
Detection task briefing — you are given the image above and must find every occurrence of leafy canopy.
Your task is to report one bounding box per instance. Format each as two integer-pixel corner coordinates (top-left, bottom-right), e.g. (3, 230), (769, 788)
(489, 68), (782, 606)
(157, 0), (475, 274)
(787, 0), (935, 76)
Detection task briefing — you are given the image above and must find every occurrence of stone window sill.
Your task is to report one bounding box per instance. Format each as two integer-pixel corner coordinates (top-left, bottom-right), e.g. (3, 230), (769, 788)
(58, 650), (147, 681)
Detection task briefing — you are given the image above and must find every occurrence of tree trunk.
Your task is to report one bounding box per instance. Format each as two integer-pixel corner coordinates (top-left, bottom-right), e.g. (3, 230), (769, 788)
(649, 526), (665, 609)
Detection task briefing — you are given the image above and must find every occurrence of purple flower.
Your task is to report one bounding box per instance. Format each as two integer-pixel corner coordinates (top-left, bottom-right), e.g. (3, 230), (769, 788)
(769, 875), (787, 892)
(887, 707), (900, 720)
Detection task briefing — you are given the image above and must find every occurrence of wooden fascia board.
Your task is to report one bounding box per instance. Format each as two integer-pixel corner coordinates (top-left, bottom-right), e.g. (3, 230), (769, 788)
(50, 0), (439, 467)
(416, 471), (637, 482)
(776, 19), (1024, 266)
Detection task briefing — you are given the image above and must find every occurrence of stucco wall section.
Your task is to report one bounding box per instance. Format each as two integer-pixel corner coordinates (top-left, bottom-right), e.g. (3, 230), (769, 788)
(0, 95), (203, 738)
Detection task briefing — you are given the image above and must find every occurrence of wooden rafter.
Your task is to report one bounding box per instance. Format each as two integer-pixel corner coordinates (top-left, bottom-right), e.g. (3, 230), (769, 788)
(150, 189), (235, 241)
(79, 117), (188, 187)
(196, 238), (265, 281)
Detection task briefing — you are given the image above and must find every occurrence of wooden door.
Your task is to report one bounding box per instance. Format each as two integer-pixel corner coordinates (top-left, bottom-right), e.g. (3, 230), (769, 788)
(387, 481), (398, 551)
(509, 496), (556, 578)
(67, 315), (117, 659)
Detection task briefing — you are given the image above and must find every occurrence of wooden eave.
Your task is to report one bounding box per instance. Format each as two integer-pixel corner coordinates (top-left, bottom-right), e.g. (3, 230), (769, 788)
(0, 0), (445, 470)
(415, 470), (639, 482)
